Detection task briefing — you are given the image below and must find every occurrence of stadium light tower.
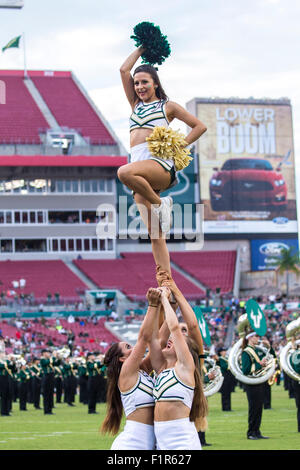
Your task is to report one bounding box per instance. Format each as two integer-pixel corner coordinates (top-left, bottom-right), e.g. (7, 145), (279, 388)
(0, 0), (24, 8)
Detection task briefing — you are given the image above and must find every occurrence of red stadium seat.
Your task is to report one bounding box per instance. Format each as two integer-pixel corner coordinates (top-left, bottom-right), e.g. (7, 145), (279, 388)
(170, 251), (236, 294)
(0, 76), (48, 143)
(73, 253), (206, 301)
(0, 260), (87, 303)
(31, 75), (116, 145)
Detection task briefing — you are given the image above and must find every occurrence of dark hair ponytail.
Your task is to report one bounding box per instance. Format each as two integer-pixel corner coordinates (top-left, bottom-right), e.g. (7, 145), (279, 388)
(133, 64), (168, 102)
(100, 343), (123, 435)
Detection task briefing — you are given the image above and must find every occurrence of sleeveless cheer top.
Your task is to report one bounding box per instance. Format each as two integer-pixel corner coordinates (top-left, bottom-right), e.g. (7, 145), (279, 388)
(129, 100), (169, 132)
(153, 368), (194, 410)
(120, 370), (155, 417)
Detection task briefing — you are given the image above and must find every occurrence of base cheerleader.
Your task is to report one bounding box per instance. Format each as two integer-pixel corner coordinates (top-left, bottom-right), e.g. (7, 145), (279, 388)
(101, 288), (161, 450)
(149, 287), (208, 450)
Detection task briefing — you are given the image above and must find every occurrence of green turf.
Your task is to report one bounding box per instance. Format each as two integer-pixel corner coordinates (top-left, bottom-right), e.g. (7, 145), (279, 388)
(0, 384), (299, 450)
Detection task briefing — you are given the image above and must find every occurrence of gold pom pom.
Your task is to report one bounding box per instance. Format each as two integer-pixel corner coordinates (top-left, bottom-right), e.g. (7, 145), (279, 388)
(146, 126), (193, 171)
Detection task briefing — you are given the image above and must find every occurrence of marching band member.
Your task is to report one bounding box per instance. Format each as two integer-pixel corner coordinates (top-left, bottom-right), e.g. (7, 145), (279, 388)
(215, 346), (235, 412)
(62, 356), (77, 407)
(40, 349), (60, 415)
(54, 362), (64, 404)
(78, 359), (88, 405)
(280, 318), (300, 433)
(86, 352), (102, 414)
(0, 354), (14, 416)
(289, 338), (300, 432)
(17, 361), (31, 411)
(241, 332), (274, 440)
(30, 357), (42, 409)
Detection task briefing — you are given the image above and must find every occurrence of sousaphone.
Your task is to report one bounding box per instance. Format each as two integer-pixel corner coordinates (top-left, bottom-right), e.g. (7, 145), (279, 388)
(228, 300), (276, 385)
(279, 317), (300, 383)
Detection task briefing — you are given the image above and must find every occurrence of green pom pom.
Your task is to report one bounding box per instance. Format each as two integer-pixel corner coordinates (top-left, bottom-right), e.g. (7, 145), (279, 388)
(131, 21), (171, 66)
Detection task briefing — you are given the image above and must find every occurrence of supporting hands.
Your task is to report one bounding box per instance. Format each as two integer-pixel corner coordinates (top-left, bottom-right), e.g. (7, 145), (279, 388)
(156, 267), (180, 298)
(156, 265), (171, 286)
(157, 286), (172, 306)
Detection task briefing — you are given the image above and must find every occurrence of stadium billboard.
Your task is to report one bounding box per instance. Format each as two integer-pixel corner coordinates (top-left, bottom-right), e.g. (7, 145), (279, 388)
(251, 238), (299, 271)
(187, 98), (298, 235)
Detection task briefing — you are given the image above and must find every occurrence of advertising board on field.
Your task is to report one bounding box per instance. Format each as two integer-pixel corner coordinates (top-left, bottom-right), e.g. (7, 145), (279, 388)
(186, 97), (298, 235)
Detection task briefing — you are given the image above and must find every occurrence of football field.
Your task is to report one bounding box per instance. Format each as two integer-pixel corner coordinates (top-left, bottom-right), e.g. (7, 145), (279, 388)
(0, 384), (299, 451)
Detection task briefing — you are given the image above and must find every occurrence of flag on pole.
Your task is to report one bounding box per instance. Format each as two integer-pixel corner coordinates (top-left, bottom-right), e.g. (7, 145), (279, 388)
(2, 35), (21, 52)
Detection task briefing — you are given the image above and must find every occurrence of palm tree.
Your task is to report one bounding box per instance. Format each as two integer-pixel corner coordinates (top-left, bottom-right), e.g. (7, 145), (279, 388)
(273, 247), (300, 296)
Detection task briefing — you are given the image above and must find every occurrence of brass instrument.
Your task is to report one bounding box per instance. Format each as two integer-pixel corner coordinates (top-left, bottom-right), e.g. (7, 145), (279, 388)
(203, 354), (224, 397)
(56, 347), (71, 359)
(279, 317), (300, 383)
(69, 356), (86, 365)
(228, 314), (276, 385)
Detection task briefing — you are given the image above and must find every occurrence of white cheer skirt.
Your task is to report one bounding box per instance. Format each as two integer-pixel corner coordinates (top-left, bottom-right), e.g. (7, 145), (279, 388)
(110, 420), (156, 450)
(154, 417), (202, 450)
(130, 142), (174, 170)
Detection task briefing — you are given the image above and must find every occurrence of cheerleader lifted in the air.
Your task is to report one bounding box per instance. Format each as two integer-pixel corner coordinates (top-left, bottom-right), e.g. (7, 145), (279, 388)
(118, 22), (207, 275)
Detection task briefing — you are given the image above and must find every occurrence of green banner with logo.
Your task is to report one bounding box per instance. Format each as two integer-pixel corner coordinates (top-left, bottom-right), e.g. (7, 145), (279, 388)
(194, 306), (211, 346)
(245, 299), (267, 336)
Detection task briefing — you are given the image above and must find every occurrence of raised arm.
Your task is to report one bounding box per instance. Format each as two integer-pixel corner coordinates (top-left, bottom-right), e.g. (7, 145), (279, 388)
(120, 47), (145, 108)
(119, 288), (160, 382)
(160, 288), (194, 374)
(148, 290), (167, 374)
(158, 271), (204, 360)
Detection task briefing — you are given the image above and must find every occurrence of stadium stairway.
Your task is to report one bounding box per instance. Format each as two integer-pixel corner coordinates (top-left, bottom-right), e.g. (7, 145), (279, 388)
(23, 77), (60, 130)
(62, 259), (98, 290)
(169, 259), (207, 293)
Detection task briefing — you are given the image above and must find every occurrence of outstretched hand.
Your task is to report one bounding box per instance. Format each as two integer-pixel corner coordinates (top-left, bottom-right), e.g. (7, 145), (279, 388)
(146, 287), (161, 307)
(157, 286), (172, 300)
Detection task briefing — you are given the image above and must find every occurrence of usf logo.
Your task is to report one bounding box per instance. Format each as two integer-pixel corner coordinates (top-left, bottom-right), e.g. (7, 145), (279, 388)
(245, 299), (267, 336)
(194, 307), (211, 346)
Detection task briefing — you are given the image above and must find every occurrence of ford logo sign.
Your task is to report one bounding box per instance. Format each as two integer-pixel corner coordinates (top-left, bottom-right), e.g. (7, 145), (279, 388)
(273, 217), (289, 224)
(259, 242), (289, 256)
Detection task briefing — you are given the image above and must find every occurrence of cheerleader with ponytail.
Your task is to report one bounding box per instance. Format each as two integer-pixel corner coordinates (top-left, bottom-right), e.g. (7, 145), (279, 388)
(118, 22), (207, 276)
(101, 287), (161, 450)
(150, 286), (208, 450)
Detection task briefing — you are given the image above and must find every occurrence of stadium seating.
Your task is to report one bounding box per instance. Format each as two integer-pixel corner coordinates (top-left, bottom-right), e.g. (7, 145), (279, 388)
(0, 75), (49, 143)
(31, 74), (116, 145)
(0, 260), (87, 303)
(73, 253), (206, 300)
(0, 317), (119, 353)
(170, 251), (236, 294)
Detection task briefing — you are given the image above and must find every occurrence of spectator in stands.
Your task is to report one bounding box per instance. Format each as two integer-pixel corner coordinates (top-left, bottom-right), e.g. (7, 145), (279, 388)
(109, 311), (118, 322)
(118, 46), (207, 276)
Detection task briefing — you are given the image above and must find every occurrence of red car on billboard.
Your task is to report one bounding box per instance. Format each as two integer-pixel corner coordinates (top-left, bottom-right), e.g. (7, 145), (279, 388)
(209, 158), (287, 211)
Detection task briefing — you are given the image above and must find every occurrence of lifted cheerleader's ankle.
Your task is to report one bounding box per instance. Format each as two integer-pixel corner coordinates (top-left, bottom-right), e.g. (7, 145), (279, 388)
(153, 196), (173, 233)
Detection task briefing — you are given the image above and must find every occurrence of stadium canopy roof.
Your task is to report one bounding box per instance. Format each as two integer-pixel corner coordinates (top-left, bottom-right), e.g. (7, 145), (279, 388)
(0, 155), (127, 167)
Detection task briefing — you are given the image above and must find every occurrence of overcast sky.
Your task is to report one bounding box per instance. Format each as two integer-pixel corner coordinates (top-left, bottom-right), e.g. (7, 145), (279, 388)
(0, 0), (300, 219)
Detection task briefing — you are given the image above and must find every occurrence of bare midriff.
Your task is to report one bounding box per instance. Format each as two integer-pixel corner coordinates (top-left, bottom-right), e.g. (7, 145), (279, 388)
(126, 406), (154, 425)
(154, 401), (190, 422)
(130, 128), (153, 148)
